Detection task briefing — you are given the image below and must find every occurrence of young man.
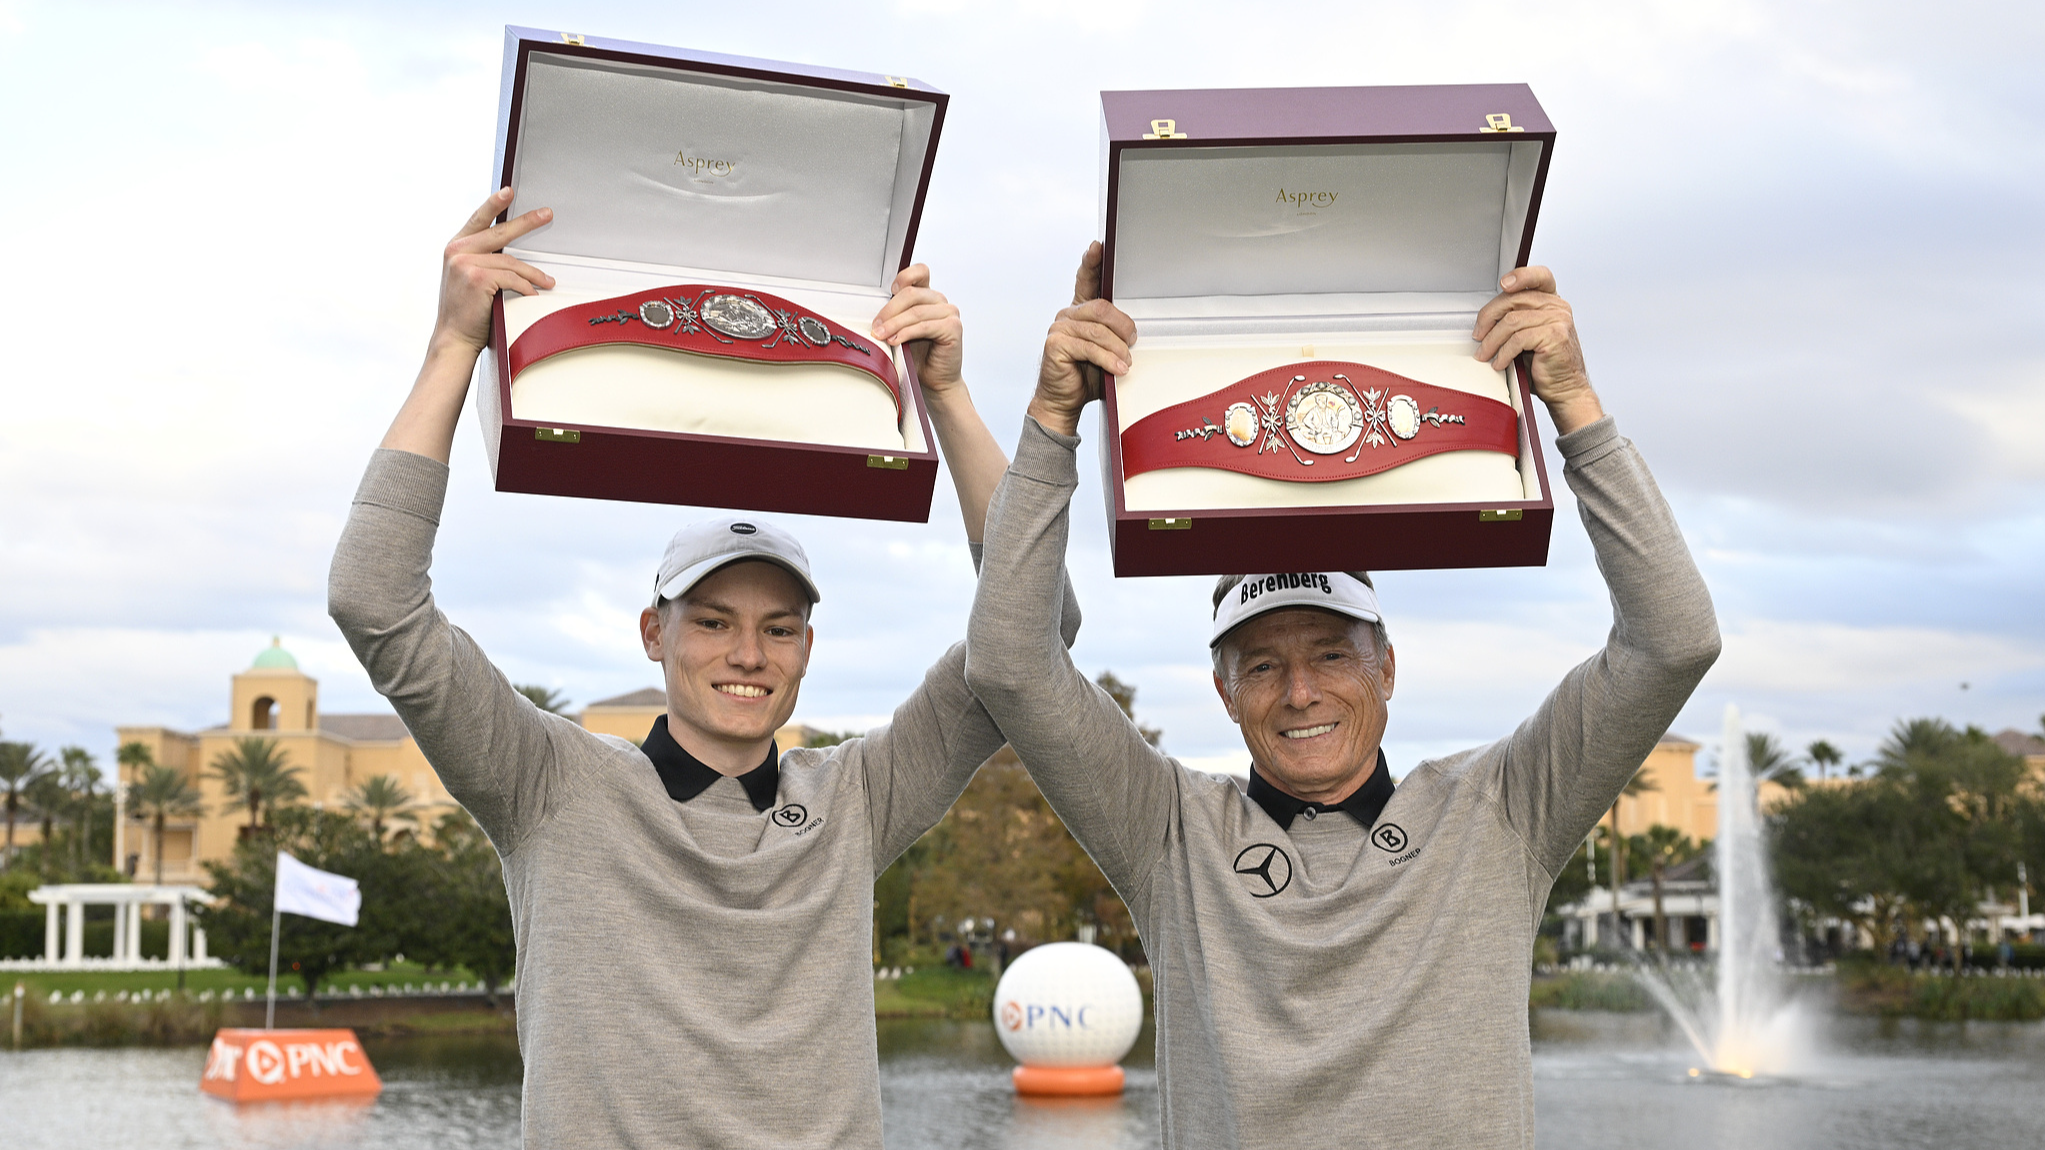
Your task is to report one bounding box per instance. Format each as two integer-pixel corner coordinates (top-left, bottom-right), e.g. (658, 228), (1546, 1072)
(328, 190), (1075, 1148)
(966, 250), (1721, 1148)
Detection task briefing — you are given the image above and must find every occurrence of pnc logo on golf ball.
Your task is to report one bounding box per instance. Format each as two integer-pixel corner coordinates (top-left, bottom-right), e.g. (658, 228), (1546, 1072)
(991, 941), (1143, 1071)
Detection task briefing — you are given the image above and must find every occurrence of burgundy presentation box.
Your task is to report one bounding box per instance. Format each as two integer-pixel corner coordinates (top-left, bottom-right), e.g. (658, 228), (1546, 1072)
(1098, 85), (1558, 576)
(476, 27), (949, 521)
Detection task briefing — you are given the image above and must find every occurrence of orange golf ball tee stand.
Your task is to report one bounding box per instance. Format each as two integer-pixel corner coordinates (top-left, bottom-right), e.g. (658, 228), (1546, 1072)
(1012, 1064), (1127, 1096)
(200, 1028), (383, 1102)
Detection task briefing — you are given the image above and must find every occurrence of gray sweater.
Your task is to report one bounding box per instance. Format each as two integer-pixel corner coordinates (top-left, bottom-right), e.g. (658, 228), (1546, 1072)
(328, 449), (1075, 1150)
(965, 416), (1720, 1150)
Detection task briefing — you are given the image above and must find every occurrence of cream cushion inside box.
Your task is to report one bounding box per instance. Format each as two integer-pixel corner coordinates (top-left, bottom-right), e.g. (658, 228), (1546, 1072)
(1114, 337), (1531, 512)
(502, 290), (908, 452)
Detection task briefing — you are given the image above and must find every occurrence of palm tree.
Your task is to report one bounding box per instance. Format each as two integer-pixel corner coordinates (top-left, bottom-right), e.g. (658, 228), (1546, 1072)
(208, 737), (306, 834)
(1628, 824), (1697, 954)
(1806, 739), (1843, 782)
(128, 765), (206, 886)
(1873, 717), (1960, 772)
(24, 770), (69, 879)
(116, 742), (155, 873)
(0, 740), (52, 863)
(343, 774), (421, 843)
(58, 747), (101, 877)
(515, 685), (573, 715)
(1747, 732), (1805, 791)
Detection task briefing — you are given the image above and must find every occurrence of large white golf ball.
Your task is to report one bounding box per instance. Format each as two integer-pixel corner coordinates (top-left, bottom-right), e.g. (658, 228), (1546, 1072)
(992, 942), (1143, 1068)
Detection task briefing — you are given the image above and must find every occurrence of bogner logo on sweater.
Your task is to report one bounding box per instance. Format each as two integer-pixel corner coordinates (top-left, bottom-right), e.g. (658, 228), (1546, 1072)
(772, 804), (824, 836)
(1232, 843), (1293, 898)
(1373, 822), (1422, 866)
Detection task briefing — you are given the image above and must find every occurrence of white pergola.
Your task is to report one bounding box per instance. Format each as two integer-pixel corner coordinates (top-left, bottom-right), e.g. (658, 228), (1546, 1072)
(23, 883), (216, 970)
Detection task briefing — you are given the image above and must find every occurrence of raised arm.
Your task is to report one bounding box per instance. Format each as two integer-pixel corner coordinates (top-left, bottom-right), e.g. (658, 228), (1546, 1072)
(1472, 269), (1722, 876)
(858, 266), (1084, 866)
(330, 191), (581, 854)
(964, 246), (1179, 909)
(382, 189), (556, 462)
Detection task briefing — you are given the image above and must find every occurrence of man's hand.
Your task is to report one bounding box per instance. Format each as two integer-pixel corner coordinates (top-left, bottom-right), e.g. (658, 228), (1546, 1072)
(382, 190), (555, 462)
(1471, 266), (1603, 436)
(871, 264), (963, 402)
(431, 188), (557, 356)
(1028, 243), (1135, 438)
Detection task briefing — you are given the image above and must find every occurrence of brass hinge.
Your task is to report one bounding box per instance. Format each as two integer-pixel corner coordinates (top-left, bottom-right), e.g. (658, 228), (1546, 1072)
(559, 33), (586, 46)
(1147, 517), (1193, 531)
(866, 454), (909, 470)
(884, 76), (910, 89)
(1142, 119), (1188, 140)
(1478, 113), (1525, 134)
(1478, 508), (1523, 522)
(535, 427), (581, 443)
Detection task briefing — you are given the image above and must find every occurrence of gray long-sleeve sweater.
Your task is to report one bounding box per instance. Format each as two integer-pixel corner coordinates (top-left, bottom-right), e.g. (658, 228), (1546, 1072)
(328, 448), (1075, 1150)
(966, 415), (1720, 1150)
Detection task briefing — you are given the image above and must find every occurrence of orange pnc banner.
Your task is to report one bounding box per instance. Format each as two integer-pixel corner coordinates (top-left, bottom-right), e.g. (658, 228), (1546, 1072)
(200, 1028), (383, 1102)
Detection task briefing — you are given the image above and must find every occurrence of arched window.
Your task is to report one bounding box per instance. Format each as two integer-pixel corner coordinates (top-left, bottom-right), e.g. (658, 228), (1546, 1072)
(251, 696), (277, 730)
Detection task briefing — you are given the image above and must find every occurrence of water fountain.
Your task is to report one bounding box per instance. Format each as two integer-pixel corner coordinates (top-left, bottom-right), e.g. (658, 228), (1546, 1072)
(1632, 704), (1811, 1080)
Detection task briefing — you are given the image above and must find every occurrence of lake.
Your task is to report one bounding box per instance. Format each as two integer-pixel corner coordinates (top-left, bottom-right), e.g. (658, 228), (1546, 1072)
(2, 1012), (2040, 1148)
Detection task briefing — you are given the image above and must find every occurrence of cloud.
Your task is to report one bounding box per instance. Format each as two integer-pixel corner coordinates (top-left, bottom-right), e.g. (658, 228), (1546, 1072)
(0, 0), (2038, 786)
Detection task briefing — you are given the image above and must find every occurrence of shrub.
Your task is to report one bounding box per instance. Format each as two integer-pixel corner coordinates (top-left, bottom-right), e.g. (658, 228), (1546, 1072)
(0, 908), (43, 958)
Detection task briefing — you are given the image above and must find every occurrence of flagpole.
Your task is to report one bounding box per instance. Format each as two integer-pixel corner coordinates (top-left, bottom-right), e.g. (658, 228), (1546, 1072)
(265, 903), (280, 1031)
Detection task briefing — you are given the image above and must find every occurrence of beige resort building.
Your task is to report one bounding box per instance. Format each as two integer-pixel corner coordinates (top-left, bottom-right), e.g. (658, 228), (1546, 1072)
(113, 641), (814, 883)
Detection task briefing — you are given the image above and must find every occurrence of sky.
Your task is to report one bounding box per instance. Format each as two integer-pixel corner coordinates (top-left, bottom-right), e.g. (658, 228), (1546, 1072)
(0, 0), (2040, 781)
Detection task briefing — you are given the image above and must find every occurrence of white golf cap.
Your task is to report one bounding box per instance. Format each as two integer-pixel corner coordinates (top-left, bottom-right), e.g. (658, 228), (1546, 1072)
(654, 516), (821, 605)
(1210, 572), (1381, 648)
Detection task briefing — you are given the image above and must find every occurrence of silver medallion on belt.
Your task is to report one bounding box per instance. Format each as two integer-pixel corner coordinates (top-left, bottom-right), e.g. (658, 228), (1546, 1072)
(1172, 372), (1470, 469)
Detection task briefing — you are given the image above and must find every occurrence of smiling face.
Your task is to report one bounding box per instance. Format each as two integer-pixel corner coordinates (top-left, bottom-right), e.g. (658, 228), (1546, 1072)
(1212, 607), (1395, 805)
(639, 559), (814, 775)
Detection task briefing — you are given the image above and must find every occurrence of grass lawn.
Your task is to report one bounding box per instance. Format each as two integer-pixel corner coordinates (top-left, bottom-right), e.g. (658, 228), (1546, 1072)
(874, 966), (995, 1019)
(6, 960), (498, 1001)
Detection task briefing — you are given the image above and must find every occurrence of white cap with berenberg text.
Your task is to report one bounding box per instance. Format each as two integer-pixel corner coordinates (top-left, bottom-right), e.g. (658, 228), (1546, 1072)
(655, 516), (821, 606)
(1210, 572), (1381, 648)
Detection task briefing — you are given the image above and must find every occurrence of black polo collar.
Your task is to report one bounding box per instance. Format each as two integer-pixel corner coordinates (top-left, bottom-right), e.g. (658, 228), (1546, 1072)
(641, 714), (779, 811)
(1248, 749), (1395, 831)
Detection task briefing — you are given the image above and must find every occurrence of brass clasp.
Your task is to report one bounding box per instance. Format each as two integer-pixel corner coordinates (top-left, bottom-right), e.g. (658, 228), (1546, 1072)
(1147, 517), (1193, 531)
(535, 427), (581, 444)
(1478, 508), (1524, 522)
(1479, 113), (1524, 133)
(866, 454), (909, 470)
(559, 33), (586, 46)
(885, 76), (910, 89)
(1142, 119), (1188, 140)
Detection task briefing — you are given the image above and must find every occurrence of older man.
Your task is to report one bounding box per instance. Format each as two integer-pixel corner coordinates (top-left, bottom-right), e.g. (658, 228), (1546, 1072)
(966, 250), (1720, 1148)
(329, 190), (1076, 1148)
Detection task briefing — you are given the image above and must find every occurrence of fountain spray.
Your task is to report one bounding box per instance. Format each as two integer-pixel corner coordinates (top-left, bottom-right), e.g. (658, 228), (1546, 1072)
(1634, 704), (1809, 1079)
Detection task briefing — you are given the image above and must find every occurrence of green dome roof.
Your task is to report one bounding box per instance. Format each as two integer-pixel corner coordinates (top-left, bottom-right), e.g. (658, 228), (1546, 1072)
(252, 637), (299, 671)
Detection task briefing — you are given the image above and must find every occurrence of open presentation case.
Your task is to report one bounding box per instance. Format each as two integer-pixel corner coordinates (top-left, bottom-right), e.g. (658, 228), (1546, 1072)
(477, 27), (948, 521)
(1097, 85), (1558, 575)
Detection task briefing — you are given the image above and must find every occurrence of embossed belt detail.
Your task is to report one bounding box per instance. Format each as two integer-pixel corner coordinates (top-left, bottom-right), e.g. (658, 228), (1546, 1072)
(1119, 361), (1520, 482)
(507, 286), (902, 422)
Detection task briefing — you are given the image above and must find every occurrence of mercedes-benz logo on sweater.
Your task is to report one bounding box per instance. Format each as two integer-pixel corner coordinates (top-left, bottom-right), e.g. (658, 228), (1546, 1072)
(1232, 843), (1293, 898)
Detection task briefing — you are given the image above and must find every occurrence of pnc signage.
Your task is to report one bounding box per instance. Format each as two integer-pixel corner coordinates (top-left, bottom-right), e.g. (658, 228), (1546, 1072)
(1000, 999), (1098, 1031)
(199, 1028), (383, 1102)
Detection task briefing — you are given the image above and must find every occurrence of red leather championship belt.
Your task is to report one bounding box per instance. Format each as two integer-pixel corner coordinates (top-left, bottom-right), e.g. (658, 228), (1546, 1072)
(1120, 361), (1519, 482)
(508, 286), (902, 423)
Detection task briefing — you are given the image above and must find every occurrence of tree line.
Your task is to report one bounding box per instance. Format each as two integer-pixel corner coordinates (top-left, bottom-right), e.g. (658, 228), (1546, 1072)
(199, 803), (515, 1001)
(1537, 715), (2045, 971)
(1772, 717), (2044, 972)
(0, 733), (116, 886)
(1, 719), (514, 991)
(861, 672), (1156, 967)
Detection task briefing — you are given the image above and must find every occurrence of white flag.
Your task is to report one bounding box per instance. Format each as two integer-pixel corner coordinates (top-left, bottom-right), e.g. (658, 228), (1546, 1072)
(274, 852), (360, 927)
